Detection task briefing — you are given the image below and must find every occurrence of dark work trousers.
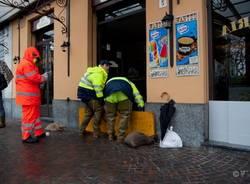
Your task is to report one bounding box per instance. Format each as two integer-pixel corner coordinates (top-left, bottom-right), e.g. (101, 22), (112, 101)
(0, 91), (5, 127)
(80, 99), (103, 134)
(105, 99), (132, 140)
(0, 91), (4, 116)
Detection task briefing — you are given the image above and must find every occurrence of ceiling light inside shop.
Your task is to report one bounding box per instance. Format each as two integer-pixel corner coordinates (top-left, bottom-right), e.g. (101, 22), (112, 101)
(105, 3), (142, 20)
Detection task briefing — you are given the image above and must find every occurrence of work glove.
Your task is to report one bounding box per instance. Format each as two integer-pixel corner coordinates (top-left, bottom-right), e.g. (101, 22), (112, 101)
(40, 83), (45, 89)
(42, 72), (48, 82)
(138, 106), (144, 112)
(42, 71), (52, 82)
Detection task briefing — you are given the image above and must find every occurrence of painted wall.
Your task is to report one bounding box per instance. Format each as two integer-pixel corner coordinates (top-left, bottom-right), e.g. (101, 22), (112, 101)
(146, 0), (208, 104)
(54, 0), (93, 100)
(10, 0), (208, 104)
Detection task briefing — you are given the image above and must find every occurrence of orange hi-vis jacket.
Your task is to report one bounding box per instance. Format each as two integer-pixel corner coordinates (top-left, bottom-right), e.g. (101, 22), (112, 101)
(16, 47), (43, 105)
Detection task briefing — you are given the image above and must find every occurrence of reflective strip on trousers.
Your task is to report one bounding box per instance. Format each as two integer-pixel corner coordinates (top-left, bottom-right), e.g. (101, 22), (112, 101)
(16, 70), (37, 79)
(35, 125), (42, 130)
(22, 122), (34, 128)
(16, 92), (39, 97)
(34, 118), (42, 130)
(22, 129), (33, 134)
(22, 122), (34, 133)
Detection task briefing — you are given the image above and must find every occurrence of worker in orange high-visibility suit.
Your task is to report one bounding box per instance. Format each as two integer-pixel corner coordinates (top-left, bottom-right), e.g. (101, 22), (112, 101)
(16, 47), (48, 143)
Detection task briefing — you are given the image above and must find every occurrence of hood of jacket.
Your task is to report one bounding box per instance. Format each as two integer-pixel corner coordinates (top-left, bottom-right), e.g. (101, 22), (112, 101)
(23, 47), (40, 62)
(87, 65), (107, 76)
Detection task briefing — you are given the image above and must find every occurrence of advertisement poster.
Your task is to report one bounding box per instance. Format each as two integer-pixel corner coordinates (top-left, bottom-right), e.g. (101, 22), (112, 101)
(149, 21), (169, 78)
(176, 12), (199, 76)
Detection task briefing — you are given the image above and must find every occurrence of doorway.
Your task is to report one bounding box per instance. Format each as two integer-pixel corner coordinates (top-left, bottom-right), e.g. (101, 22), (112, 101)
(208, 0), (250, 147)
(34, 24), (54, 119)
(96, 0), (146, 109)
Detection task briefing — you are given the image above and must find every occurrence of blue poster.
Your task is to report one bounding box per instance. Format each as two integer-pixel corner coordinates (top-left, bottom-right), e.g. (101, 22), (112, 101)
(176, 12), (199, 76)
(149, 23), (169, 78)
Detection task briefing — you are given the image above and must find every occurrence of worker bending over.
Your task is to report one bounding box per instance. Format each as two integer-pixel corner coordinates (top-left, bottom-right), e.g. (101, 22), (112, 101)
(104, 77), (144, 143)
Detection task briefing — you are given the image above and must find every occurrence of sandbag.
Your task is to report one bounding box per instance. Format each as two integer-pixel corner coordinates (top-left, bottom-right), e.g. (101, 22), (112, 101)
(124, 132), (154, 148)
(45, 122), (65, 131)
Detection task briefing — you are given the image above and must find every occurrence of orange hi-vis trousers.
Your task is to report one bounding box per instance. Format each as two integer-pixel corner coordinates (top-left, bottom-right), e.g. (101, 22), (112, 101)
(21, 105), (44, 140)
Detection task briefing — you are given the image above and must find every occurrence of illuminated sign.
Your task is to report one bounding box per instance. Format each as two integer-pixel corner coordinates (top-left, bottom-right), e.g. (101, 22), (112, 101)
(222, 17), (249, 36)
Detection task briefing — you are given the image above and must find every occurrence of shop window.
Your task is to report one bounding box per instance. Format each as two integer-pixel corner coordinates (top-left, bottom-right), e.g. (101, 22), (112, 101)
(211, 0), (250, 101)
(0, 27), (8, 60)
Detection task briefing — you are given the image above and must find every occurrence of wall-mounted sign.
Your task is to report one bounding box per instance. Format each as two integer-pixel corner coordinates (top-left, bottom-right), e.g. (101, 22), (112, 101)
(149, 21), (169, 78)
(37, 16), (51, 30)
(176, 12), (199, 77)
(32, 16), (53, 32)
(222, 17), (249, 36)
(159, 0), (167, 8)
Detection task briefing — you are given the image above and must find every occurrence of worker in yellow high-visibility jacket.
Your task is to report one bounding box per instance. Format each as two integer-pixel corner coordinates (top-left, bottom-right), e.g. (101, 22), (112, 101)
(104, 77), (144, 143)
(77, 60), (110, 138)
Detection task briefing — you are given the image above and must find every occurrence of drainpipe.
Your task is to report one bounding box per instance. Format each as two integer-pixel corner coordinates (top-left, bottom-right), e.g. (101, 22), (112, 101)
(13, 18), (21, 64)
(67, 0), (71, 77)
(169, 0), (174, 68)
(18, 18), (20, 61)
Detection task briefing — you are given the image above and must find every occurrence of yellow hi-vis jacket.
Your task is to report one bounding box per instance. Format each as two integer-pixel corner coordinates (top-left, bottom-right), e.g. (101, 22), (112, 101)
(104, 77), (144, 108)
(78, 65), (108, 98)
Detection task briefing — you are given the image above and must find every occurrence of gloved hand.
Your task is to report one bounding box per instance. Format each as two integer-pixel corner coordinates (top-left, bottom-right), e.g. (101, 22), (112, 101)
(41, 72), (48, 82)
(138, 106), (144, 111)
(42, 71), (51, 81)
(46, 71), (52, 78)
(40, 83), (45, 89)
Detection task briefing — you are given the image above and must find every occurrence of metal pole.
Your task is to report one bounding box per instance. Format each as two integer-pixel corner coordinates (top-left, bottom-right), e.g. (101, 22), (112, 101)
(67, 0), (71, 76)
(18, 18), (20, 62)
(46, 43), (50, 117)
(169, 0), (174, 68)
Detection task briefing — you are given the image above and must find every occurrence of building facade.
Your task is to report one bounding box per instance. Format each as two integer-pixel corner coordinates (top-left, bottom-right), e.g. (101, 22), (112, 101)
(0, 0), (249, 147)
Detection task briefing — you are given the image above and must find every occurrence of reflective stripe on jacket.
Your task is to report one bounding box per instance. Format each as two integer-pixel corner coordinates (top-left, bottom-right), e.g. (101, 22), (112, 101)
(78, 65), (108, 98)
(16, 47), (43, 105)
(104, 77), (144, 107)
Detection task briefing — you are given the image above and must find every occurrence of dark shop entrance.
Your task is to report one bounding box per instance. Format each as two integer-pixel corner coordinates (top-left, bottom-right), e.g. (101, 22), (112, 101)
(32, 15), (54, 120)
(95, 0), (146, 106)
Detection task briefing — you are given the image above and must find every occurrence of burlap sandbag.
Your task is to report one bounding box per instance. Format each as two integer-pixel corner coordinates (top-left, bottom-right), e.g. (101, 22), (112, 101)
(124, 132), (155, 148)
(45, 122), (65, 131)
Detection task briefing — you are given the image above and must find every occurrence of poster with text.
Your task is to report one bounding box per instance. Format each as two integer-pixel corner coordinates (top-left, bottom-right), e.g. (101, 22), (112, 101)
(149, 21), (169, 78)
(176, 12), (199, 76)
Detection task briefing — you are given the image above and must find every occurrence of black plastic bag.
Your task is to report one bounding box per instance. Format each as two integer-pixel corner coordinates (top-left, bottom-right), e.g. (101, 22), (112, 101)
(0, 73), (7, 90)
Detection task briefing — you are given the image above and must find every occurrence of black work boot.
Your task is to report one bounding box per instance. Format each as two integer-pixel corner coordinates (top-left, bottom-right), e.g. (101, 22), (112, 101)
(36, 133), (46, 139)
(0, 115), (5, 128)
(22, 136), (39, 143)
(79, 129), (88, 136)
(108, 133), (116, 141)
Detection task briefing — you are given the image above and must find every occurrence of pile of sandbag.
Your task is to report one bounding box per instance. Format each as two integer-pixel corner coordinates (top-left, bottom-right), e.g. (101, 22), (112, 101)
(45, 122), (65, 131)
(124, 132), (155, 148)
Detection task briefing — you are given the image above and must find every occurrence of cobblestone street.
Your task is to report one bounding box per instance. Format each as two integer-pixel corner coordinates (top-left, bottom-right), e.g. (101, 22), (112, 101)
(0, 121), (250, 184)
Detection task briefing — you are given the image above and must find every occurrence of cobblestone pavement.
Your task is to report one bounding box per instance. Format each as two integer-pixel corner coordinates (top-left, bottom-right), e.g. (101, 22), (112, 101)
(0, 122), (250, 184)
